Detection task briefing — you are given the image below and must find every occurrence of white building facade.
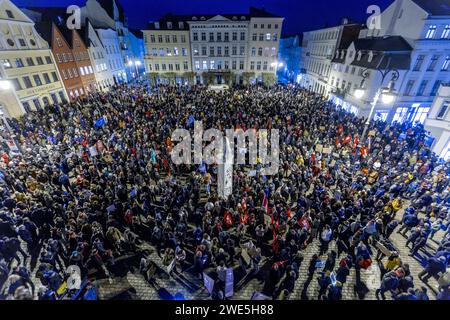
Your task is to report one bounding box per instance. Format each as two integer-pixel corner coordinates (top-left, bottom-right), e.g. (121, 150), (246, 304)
(81, 0), (132, 82)
(0, 0), (67, 118)
(143, 15), (193, 85)
(189, 14), (249, 85)
(424, 84), (450, 160)
(301, 21), (362, 95)
(84, 20), (114, 91)
(247, 12), (284, 84)
(364, 0), (450, 125)
(143, 7), (283, 85)
(96, 27), (127, 84)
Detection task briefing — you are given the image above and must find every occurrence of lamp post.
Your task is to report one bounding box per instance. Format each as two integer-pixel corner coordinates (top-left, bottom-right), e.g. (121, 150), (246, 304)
(128, 60), (142, 79)
(354, 55), (400, 146)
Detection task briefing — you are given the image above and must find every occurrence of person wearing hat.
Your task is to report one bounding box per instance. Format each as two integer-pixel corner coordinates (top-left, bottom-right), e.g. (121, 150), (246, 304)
(418, 255), (447, 282)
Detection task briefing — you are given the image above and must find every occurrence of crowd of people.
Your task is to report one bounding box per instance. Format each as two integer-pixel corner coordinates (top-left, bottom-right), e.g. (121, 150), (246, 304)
(0, 82), (449, 300)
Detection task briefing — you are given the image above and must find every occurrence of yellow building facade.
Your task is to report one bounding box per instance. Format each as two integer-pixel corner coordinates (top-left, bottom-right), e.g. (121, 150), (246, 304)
(0, 0), (67, 118)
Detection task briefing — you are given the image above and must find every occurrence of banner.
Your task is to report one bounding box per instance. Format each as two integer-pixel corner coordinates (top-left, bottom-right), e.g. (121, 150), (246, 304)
(224, 268), (234, 298)
(203, 273), (215, 295)
(89, 145), (98, 157)
(94, 117), (106, 129)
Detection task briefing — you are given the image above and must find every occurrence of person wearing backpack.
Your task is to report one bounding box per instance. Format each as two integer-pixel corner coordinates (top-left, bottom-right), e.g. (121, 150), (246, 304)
(376, 268), (404, 300)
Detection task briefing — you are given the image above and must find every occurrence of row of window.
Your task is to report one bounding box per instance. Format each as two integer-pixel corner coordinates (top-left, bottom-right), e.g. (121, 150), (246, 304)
(250, 61), (274, 71)
(11, 71), (59, 91)
(403, 79), (444, 97)
(95, 63), (108, 73)
(424, 24), (450, 40)
(61, 66), (94, 80)
(308, 29), (339, 42)
(147, 34), (187, 44)
(253, 23), (279, 29)
(147, 61), (189, 71)
(151, 47), (188, 57)
(251, 33), (278, 42)
(307, 60), (331, 77)
(105, 45), (120, 55)
(1, 56), (52, 69)
(55, 37), (83, 48)
(194, 60), (245, 71)
(250, 47), (277, 57)
(193, 31), (245, 42)
(56, 51), (89, 63)
(308, 44), (333, 57)
(193, 45), (245, 57)
(413, 54), (450, 72)
(22, 91), (67, 113)
(4, 37), (37, 48)
(92, 50), (105, 60)
(109, 58), (124, 70)
(69, 86), (89, 98)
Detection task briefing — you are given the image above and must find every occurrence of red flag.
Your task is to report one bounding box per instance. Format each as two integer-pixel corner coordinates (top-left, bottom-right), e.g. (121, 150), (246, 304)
(275, 260), (289, 267)
(360, 146), (369, 157)
(335, 137), (340, 147)
(262, 194), (269, 215)
(337, 124), (343, 135)
(241, 197), (247, 211)
(286, 207), (293, 219)
(224, 211), (233, 228)
(240, 212), (250, 225)
(343, 134), (352, 145)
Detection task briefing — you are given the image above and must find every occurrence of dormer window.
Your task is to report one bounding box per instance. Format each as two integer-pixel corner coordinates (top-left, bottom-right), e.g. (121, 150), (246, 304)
(192, 16), (197, 20)
(368, 51), (374, 62)
(241, 16), (246, 20)
(167, 22), (172, 29)
(340, 50), (344, 59)
(335, 50), (339, 58)
(357, 51), (362, 61)
(200, 16), (206, 20)
(154, 22), (160, 29)
(232, 16), (237, 20)
(178, 21), (184, 29)
(5, 10), (14, 19)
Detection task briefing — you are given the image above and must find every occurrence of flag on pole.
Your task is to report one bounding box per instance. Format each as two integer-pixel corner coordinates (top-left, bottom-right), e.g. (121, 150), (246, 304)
(94, 117), (106, 129)
(224, 211), (233, 228)
(186, 114), (195, 126)
(262, 187), (270, 215)
(343, 134), (352, 145)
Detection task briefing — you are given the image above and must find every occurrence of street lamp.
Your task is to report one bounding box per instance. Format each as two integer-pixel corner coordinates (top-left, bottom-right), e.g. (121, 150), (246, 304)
(355, 55), (399, 145)
(0, 80), (12, 90)
(127, 60), (142, 79)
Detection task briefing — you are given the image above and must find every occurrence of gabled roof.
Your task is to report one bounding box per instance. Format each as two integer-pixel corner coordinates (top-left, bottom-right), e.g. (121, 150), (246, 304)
(129, 28), (142, 39)
(146, 7), (281, 30)
(353, 36), (412, 52)
(350, 52), (411, 70)
(34, 21), (53, 44)
(97, 0), (125, 22)
(332, 36), (413, 70)
(187, 13), (250, 22)
(411, 0), (450, 16)
(249, 7), (282, 18)
(147, 13), (191, 30)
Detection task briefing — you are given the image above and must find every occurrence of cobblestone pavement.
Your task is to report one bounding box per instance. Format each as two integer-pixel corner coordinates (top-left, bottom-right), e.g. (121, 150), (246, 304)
(12, 187), (444, 301)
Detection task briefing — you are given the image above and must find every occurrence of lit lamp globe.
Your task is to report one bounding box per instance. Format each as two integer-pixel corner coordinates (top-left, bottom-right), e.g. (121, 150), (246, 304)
(135, 61), (142, 66)
(354, 88), (365, 99)
(127, 61), (133, 67)
(0, 80), (12, 90)
(381, 92), (395, 104)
